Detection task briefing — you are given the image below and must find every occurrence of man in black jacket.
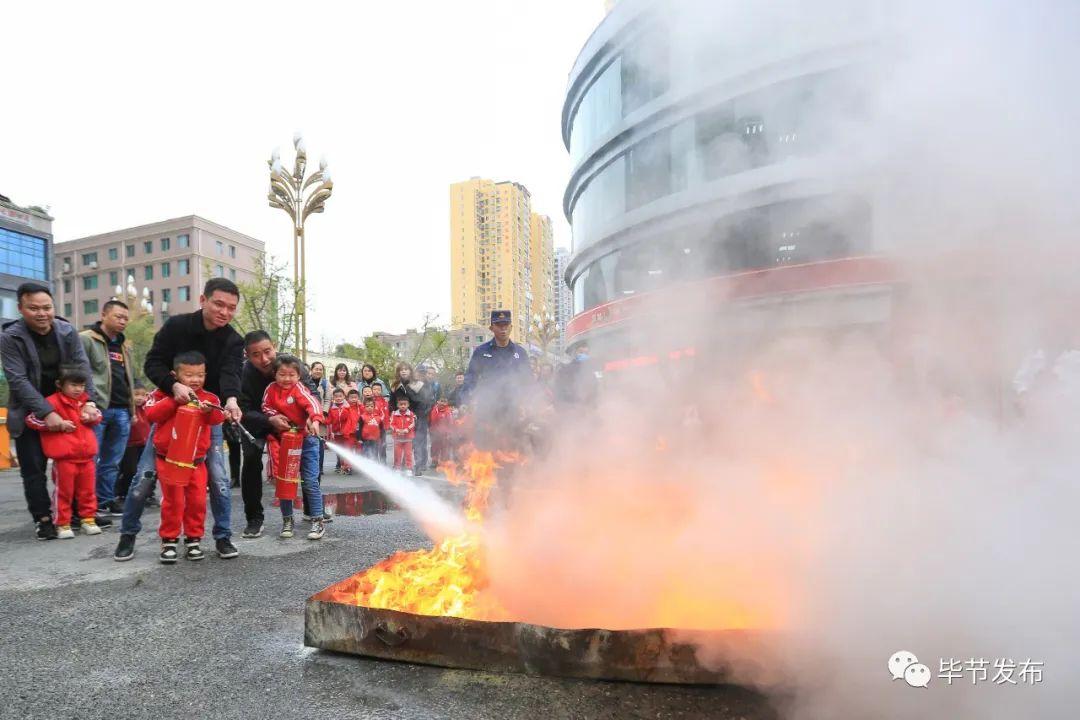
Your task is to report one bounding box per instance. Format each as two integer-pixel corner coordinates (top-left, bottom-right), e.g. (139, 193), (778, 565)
(113, 278), (245, 561)
(236, 330), (322, 537)
(0, 283), (97, 540)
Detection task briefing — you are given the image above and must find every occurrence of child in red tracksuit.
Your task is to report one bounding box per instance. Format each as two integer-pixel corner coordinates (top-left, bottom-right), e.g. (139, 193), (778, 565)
(145, 352), (225, 563)
(359, 398), (387, 460)
(389, 397), (416, 471)
(343, 389), (362, 470)
(428, 396), (455, 467)
(262, 354), (327, 541)
(362, 385), (389, 464)
(327, 388), (350, 473)
(26, 368), (103, 539)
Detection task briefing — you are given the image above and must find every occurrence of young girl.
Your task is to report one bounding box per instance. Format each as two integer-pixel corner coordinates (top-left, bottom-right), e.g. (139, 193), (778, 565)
(359, 398), (387, 460)
(428, 395), (455, 467)
(26, 368), (103, 539)
(327, 387), (350, 473)
(388, 397), (416, 472)
(262, 355), (327, 540)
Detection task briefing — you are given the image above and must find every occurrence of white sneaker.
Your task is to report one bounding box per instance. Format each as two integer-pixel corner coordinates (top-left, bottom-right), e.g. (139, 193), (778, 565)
(81, 520), (102, 536)
(57, 525), (75, 539)
(307, 521), (325, 540)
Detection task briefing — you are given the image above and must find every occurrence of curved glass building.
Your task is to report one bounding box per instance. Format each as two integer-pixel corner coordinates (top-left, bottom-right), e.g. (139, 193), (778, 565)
(562, 0), (893, 352)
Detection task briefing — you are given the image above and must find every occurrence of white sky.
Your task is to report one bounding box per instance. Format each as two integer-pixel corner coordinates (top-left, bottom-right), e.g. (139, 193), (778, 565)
(0, 1), (603, 345)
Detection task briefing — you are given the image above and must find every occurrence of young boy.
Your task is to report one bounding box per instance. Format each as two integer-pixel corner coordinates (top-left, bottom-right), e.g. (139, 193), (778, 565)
(144, 352), (225, 563)
(262, 354), (326, 540)
(359, 397), (387, 460)
(26, 368), (103, 538)
(428, 395), (455, 467)
(388, 397), (416, 472)
(114, 381), (150, 508)
(327, 387), (349, 473)
(362, 385), (390, 464)
(342, 389), (362, 473)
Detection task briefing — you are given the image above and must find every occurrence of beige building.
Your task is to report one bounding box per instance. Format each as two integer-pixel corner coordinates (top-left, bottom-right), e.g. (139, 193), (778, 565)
(374, 323), (491, 371)
(54, 215), (265, 328)
(449, 178), (554, 335)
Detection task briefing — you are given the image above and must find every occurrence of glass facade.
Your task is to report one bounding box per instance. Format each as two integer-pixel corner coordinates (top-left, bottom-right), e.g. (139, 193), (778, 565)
(0, 228), (48, 280)
(568, 27), (670, 165)
(571, 196), (871, 314)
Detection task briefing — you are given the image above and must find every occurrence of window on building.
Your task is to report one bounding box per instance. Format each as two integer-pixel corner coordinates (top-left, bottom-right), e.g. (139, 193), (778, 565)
(161, 237), (170, 251)
(215, 240), (224, 255)
(144, 265), (153, 281)
(161, 312), (170, 323)
(178, 286), (191, 302)
(162, 288), (172, 303)
(215, 264), (224, 278)
(83, 275), (98, 290)
(126, 244), (135, 258)
(229, 268), (236, 281)
(228, 245), (236, 259)
(178, 259), (190, 275)
(81, 252), (98, 266)
(63, 279), (71, 293)
(83, 300), (98, 315)
(161, 262), (171, 278)
(143, 240), (153, 254)
(108, 247), (118, 261)
(177, 233), (190, 248)
(109, 271), (118, 287)
(64, 303), (72, 318)
(621, 27), (670, 116)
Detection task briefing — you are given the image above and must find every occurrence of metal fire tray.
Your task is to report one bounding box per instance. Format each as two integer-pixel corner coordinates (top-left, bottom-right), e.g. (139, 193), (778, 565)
(305, 581), (751, 684)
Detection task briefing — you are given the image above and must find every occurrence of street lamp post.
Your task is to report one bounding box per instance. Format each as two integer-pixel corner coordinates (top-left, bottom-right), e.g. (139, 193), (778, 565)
(113, 275), (164, 321)
(267, 133), (334, 362)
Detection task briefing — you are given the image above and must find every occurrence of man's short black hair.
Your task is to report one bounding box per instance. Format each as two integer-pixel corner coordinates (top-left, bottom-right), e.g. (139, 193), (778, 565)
(271, 354), (303, 374)
(102, 299), (129, 314)
(16, 282), (51, 304)
(203, 278), (240, 299)
(57, 366), (89, 386)
(244, 329), (272, 348)
(455, 370), (465, 377)
(174, 350), (208, 370)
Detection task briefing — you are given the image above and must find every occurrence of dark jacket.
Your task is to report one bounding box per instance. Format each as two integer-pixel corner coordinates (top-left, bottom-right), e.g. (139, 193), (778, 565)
(143, 310), (244, 401)
(462, 339), (533, 405)
(79, 322), (135, 414)
(0, 317), (95, 437)
(388, 380), (427, 415)
(239, 359), (310, 439)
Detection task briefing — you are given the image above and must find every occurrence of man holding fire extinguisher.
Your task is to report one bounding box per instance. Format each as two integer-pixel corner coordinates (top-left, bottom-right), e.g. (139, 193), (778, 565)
(114, 279), (245, 562)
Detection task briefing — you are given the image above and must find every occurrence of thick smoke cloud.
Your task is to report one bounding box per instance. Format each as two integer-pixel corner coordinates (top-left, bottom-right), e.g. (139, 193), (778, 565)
(471, 0), (1080, 717)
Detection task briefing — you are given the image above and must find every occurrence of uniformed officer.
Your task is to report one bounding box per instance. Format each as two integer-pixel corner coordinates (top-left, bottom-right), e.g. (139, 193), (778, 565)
(463, 310), (534, 450)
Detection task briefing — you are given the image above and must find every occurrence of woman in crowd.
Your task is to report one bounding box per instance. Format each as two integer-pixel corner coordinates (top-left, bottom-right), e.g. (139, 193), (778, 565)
(331, 363), (357, 394)
(388, 362), (434, 476)
(359, 363), (388, 399)
(308, 362), (331, 411)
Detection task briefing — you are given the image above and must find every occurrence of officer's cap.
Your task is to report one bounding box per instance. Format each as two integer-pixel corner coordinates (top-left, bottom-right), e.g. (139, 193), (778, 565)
(490, 310), (511, 325)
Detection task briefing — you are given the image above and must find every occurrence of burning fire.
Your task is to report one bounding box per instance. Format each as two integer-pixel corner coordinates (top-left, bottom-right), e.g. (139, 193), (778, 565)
(324, 449), (515, 621)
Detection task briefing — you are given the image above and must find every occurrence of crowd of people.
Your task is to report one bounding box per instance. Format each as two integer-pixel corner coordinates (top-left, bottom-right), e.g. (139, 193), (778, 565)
(1, 279), (565, 565)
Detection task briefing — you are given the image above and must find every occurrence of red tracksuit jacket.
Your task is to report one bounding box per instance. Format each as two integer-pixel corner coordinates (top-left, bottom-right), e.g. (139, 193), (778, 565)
(389, 409), (416, 440)
(327, 402), (350, 439)
(25, 392), (101, 461)
(145, 389), (225, 459)
(429, 404), (454, 434)
(128, 404), (150, 447)
(262, 381), (325, 434)
(344, 402), (361, 438)
(359, 408), (386, 441)
(371, 395), (389, 421)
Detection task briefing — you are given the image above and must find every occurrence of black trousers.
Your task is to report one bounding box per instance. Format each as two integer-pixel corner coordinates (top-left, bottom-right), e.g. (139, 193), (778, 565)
(241, 436), (266, 524)
(15, 429), (50, 521)
(228, 437), (241, 484)
(115, 443), (145, 500)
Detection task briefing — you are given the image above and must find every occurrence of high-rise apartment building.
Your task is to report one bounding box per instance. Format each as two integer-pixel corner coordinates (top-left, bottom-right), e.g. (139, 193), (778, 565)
(553, 247), (573, 353)
(54, 215), (265, 329)
(450, 178), (554, 336)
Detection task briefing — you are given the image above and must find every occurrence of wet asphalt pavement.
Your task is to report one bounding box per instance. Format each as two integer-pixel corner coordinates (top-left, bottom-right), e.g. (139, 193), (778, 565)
(0, 465), (777, 720)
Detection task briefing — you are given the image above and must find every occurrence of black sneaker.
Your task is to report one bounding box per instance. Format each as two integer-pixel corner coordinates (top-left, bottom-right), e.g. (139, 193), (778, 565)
(114, 534), (136, 561)
(108, 499), (125, 516)
(35, 519), (58, 541)
(93, 514), (113, 529)
(215, 538), (239, 559)
(241, 522), (264, 539)
(185, 538), (205, 561)
(160, 539), (179, 564)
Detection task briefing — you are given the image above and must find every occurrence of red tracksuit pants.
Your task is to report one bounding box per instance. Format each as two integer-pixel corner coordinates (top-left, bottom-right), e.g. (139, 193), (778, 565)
(158, 461), (208, 540)
(394, 439), (413, 470)
(52, 459), (97, 527)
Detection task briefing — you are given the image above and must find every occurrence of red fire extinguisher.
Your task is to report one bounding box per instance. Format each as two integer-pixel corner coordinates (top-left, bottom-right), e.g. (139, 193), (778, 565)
(274, 427), (304, 501)
(159, 402), (204, 486)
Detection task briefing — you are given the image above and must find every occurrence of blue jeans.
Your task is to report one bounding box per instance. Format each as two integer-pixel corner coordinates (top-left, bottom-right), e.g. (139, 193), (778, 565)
(121, 422), (232, 539)
(280, 435), (323, 519)
(93, 407), (131, 505)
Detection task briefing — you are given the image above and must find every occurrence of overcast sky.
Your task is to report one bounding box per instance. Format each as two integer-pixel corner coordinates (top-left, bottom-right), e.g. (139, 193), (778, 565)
(0, 1), (602, 345)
